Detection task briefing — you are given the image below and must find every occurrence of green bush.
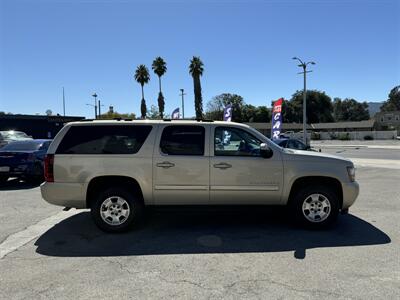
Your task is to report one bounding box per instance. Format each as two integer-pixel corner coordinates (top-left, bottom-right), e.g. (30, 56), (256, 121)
(338, 133), (351, 140)
(364, 135), (374, 140)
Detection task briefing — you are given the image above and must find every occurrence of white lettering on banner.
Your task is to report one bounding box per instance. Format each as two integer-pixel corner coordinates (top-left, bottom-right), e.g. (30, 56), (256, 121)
(273, 121), (281, 129)
(224, 107), (232, 122)
(274, 112), (281, 121)
(273, 131), (280, 139)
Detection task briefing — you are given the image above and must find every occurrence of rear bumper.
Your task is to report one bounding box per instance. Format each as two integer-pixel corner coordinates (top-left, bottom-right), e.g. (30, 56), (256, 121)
(342, 181), (359, 209)
(40, 182), (87, 209)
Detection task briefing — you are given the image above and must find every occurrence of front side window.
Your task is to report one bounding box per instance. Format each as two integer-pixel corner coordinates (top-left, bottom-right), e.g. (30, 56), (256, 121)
(160, 125), (205, 156)
(56, 125), (152, 154)
(214, 127), (261, 156)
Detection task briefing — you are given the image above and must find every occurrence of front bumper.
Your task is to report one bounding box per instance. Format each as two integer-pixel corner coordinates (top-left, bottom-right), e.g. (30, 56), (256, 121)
(342, 181), (359, 209)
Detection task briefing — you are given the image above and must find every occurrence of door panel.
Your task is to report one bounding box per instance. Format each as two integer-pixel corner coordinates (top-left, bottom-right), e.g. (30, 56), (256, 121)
(210, 126), (283, 204)
(153, 125), (210, 205)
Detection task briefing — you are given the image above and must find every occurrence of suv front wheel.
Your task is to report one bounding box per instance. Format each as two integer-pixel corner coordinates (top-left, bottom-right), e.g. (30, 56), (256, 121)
(290, 185), (339, 228)
(91, 187), (144, 233)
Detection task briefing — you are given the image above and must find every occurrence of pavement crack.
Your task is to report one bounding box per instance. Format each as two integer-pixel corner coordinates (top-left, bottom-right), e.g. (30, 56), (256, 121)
(100, 257), (139, 276)
(156, 275), (219, 292)
(224, 277), (344, 297)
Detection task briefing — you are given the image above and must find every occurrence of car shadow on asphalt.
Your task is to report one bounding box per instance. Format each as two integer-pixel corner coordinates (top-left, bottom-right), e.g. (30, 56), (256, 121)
(34, 207), (391, 259)
(0, 178), (41, 191)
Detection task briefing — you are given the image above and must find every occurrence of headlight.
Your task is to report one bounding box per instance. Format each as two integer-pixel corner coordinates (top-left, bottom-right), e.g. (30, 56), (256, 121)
(347, 166), (355, 182)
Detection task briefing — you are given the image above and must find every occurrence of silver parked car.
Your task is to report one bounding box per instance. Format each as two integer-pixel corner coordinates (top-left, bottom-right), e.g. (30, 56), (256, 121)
(41, 120), (359, 232)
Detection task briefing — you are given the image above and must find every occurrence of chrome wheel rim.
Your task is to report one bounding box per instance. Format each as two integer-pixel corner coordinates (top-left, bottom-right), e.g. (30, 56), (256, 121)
(100, 196), (130, 226)
(302, 193), (331, 223)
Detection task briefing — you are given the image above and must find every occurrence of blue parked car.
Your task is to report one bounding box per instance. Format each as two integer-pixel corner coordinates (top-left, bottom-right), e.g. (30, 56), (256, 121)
(273, 138), (315, 151)
(0, 139), (52, 183)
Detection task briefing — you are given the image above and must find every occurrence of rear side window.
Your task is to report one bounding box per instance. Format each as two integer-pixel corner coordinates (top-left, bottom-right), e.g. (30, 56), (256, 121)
(160, 125), (205, 156)
(56, 125), (152, 154)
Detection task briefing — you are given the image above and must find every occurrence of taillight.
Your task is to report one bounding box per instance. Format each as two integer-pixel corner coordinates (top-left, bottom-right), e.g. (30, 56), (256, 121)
(44, 154), (54, 182)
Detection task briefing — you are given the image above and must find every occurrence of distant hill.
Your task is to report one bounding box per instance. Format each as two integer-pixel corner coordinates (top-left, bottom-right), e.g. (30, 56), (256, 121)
(367, 102), (383, 117)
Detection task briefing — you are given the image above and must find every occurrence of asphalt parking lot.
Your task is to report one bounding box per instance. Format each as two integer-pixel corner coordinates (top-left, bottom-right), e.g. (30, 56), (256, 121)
(1, 143), (399, 299)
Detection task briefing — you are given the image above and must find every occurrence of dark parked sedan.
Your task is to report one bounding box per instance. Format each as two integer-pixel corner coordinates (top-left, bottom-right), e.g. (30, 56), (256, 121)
(0, 130), (32, 148)
(0, 139), (52, 183)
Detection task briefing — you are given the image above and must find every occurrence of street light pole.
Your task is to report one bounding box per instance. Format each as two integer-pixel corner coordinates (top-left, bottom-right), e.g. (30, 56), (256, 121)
(62, 87), (66, 116)
(292, 57), (315, 145)
(180, 89), (186, 119)
(92, 93), (98, 119)
(303, 65), (307, 145)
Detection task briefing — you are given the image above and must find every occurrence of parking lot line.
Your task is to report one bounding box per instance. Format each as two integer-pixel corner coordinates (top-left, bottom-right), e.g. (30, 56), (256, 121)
(0, 209), (79, 259)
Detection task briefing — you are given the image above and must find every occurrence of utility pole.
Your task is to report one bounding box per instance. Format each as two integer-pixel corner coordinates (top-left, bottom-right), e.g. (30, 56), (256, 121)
(180, 89), (186, 119)
(292, 57), (315, 145)
(98, 100), (104, 117)
(62, 87), (66, 116)
(92, 93), (98, 119)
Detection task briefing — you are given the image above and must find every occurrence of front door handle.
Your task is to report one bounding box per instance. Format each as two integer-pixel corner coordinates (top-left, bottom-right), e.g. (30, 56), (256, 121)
(156, 161), (175, 169)
(213, 162), (232, 169)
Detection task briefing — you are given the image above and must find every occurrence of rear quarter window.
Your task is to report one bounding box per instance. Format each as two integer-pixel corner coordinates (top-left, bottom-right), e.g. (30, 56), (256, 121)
(56, 125), (152, 154)
(160, 125), (205, 156)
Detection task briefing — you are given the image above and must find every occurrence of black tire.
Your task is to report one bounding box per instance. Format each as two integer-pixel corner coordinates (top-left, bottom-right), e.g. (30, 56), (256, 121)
(289, 185), (339, 229)
(91, 186), (144, 233)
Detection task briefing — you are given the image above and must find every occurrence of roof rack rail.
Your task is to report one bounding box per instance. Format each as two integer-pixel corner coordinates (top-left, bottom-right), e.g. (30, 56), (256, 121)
(163, 118), (214, 122)
(111, 118), (133, 121)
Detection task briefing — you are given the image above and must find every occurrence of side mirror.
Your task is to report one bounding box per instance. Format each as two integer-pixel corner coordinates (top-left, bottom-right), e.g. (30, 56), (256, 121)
(260, 143), (273, 158)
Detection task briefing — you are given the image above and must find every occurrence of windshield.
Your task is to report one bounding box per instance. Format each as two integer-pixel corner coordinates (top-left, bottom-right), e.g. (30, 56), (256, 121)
(1, 141), (41, 151)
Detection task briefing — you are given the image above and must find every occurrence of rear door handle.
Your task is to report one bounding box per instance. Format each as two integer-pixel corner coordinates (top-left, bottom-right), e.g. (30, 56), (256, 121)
(213, 162), (232, 169)
(156, 161), (175, 169)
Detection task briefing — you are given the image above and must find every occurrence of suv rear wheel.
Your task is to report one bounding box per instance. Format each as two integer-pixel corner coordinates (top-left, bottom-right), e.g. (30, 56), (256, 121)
(290, 185), (339, 228)
(91, 187), (144, 233)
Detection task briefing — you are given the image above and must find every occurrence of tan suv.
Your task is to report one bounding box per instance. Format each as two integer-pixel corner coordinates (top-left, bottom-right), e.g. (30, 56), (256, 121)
(41, 120), (359, 232)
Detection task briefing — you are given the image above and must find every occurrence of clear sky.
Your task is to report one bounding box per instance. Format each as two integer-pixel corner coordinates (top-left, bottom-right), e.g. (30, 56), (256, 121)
(0, 0), (399, 118)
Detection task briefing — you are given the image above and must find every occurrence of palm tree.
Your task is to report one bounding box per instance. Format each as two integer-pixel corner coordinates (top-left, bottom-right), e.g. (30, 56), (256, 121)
(189, 56), (204, 119)
(134, 64), (150, 118)
(152, 57), (167, 118)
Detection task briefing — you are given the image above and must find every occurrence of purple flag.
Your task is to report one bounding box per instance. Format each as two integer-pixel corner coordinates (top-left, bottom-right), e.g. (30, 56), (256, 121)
(171, 107), (180, 119)
(223, 104), (232, 121)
